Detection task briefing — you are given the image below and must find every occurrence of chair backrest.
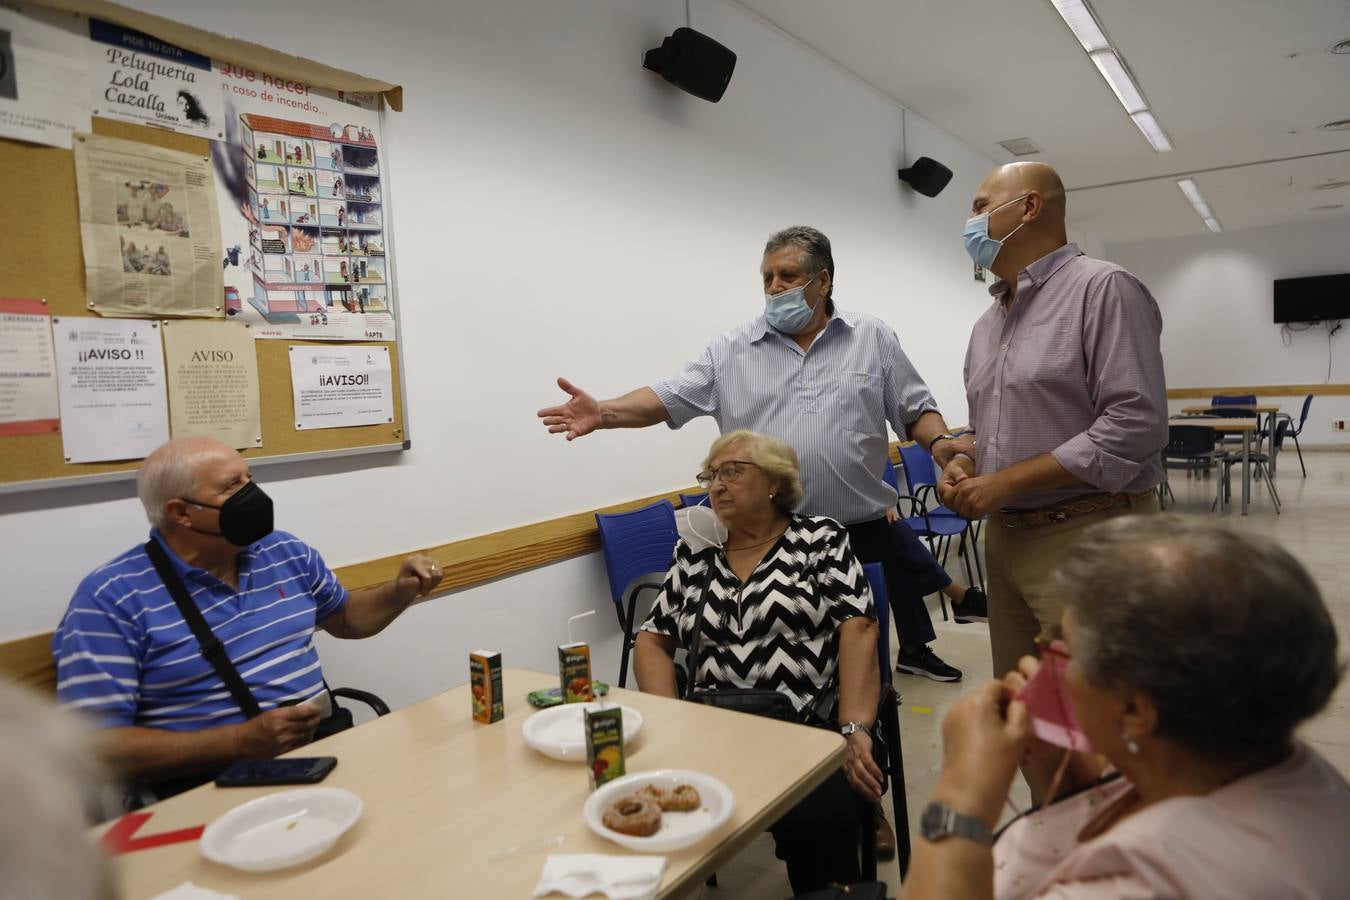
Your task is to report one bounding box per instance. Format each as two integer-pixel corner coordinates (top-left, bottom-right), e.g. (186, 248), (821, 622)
(1212, 393), (1257, 406)
(678, 492), (709, 508)
(1298, 394), (1313, 428)
(861, 562), (892, 688)
(1166, 424), (1217, 455)
(594, 500), (680, 604)
(881, 458), (899, 492)
(896, 442), (937, 495)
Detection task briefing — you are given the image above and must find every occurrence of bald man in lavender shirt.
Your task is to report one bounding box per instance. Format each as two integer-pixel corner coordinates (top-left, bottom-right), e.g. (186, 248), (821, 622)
(937, 162), (1167, 678)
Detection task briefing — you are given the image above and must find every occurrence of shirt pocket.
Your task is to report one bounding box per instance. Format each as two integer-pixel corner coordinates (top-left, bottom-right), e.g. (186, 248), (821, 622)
(829, 371), (885, 435)
(1007, 319), (1084, 388)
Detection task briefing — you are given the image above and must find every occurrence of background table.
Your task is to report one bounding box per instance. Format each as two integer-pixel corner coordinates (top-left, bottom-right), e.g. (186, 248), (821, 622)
(97, 669), (846, 899)
(1179, 405), (1281, 472)
(1170, 417), (1260, 514)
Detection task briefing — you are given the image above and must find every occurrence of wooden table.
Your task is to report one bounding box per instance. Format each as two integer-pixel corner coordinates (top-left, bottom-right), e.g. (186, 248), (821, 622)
(97, 669), (846, 899)
(1179, 405), (1281, 473)
(1170, 417), (1260, 514)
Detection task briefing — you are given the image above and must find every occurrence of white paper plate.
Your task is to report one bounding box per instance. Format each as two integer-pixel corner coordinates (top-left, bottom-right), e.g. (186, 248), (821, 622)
(583, 769), (734, 852)
(199, 787), (362, 872)
(521, 702), (644, 761)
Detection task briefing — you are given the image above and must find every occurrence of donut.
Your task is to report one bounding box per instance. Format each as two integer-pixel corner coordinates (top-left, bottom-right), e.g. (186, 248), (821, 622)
(602, 796), (662, 836)
(637, 783), (701, 812)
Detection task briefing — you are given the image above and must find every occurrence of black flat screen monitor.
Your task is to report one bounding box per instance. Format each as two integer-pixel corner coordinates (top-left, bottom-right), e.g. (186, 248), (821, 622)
(1273, 273), (1350, 323)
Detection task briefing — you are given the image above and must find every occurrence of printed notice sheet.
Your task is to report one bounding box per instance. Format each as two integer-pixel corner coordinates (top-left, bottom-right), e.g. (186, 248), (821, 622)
(0, 298), (59, 435)
(288, 344), (392, 430)
(73, 132), (224, 318)
(162, 320), (261, 448)
(0, 5), (89, 149)
(52, 317), (169, 463)
(88, 17), (225, 141)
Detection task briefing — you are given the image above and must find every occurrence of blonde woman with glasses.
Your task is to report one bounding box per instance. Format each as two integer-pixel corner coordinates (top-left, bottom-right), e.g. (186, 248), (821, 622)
(635, 430), (884, 894)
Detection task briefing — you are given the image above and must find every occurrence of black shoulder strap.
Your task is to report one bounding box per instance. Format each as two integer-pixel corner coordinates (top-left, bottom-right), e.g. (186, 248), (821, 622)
(682, 554), (718, 700)
(144, 539), (261, 719)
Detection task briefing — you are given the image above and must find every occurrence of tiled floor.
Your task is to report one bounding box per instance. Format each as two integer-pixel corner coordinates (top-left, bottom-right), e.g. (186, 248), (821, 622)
(692, 449), (1350, 900)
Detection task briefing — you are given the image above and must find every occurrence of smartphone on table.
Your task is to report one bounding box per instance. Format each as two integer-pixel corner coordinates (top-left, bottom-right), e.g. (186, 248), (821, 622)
(215, 756), (338, 787)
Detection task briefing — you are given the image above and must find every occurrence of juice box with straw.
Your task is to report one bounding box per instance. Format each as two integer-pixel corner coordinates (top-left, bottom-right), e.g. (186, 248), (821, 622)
(469, 649), (503, 723)
(558, 641), (594, 702)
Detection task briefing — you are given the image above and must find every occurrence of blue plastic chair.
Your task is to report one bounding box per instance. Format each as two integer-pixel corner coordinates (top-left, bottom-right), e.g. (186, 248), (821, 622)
(862, 562), (911, 876)
(1212, 393), (1257, 406)
(678, 492), (709, 508)
(1275, 395), (1312, 477)
(595, 500), (679, 688)
(894, 444), (984, 597)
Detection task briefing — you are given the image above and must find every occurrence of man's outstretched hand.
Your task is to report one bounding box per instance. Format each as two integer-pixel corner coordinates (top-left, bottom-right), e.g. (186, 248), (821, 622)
(537, 377), (602, 440)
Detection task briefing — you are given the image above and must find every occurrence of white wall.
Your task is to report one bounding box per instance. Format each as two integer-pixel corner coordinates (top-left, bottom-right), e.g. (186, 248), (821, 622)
(1, 0), (1006, 709)
(1108, 218), (1350, 447)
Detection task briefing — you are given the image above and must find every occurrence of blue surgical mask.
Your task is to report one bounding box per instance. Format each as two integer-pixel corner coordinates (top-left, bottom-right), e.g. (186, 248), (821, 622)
(963, 194), (1029, 269)
(764, 275), (819, 334)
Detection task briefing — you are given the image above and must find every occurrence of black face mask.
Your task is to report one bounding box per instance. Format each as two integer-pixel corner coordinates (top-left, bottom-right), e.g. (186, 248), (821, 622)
(181, 480), (275, 546)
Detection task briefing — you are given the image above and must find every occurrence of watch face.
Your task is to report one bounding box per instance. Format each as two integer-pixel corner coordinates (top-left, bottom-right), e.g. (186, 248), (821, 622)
(919, 802), (947, 840)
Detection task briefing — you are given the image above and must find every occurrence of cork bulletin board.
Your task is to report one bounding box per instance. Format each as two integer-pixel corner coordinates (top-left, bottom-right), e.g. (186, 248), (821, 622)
(1, 0), (408, 491)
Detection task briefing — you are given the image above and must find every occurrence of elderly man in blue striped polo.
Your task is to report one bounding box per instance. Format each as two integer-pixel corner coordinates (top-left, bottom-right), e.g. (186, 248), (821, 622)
(52, 437), (442, 795)
(539, 226), (985, 683)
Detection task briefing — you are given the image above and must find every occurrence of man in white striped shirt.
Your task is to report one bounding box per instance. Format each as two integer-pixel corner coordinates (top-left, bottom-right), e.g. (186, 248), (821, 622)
(538, 226), (983, 683)
(52, 437), (443, 791)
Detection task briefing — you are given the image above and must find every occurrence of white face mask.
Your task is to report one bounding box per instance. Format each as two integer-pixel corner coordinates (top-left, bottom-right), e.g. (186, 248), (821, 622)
(675, 505), (727, 552)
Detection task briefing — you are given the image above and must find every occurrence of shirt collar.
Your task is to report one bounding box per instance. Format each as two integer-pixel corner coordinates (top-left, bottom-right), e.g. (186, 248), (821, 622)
(749, 305), (857, 344)
(149, 528), (252, 580)
(987, 242), (1083, 301)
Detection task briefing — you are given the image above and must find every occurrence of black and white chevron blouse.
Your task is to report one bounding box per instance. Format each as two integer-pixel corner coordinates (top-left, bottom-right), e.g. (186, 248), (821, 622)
(640, 514), (875, 712)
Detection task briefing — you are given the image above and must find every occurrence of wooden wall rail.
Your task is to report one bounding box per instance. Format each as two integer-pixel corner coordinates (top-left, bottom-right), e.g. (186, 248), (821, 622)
(1167, 384), (1350, 399)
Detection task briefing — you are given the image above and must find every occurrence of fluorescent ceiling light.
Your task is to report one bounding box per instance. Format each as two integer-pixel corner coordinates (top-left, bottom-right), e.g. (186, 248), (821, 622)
(1049, 0), (1173, 152)
(1131, 110), (1173, 152)
(1176, 178), (1203, 205)
(1089, 51), (1147, 114)
(1049, 0), (1111, 52)
(1177, 179), (1222, 233)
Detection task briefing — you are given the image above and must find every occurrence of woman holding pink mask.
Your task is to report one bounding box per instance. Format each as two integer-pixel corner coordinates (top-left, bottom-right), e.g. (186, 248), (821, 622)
(900, 515), (1349, 899)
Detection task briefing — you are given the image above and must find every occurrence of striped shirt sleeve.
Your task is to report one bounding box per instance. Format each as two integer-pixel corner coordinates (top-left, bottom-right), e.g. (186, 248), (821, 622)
(651, 341), (719, 428)
(304, 543), (349, 621)
(53, 589), (144, 726)
(881, 326), (940, 435)
(813, 524), (875, 625)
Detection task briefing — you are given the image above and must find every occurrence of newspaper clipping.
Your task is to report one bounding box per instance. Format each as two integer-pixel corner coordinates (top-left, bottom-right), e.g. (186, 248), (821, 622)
(73, 132), (223, 318)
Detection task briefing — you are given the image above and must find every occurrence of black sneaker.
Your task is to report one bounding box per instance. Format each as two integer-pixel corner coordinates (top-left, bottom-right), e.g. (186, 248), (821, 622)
(896, 646), (962, 682)
(954, 586), (988, 624)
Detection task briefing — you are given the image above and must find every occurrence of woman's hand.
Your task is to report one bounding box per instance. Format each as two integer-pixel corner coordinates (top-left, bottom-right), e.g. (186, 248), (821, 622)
(931, 680), (1030, 826)
(1002, 654), (1108, 801)
(843, 729), (885, 802)
(1001, 655), (1068, 796)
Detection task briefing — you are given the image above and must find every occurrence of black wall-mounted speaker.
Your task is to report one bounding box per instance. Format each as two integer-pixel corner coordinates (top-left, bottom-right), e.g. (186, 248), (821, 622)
(898, 157), (954, 198)
(643, 27), (737, 103)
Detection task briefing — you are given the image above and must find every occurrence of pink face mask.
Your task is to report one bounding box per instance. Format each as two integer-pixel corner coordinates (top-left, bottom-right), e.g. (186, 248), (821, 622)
(1015, 640), (1092, 752)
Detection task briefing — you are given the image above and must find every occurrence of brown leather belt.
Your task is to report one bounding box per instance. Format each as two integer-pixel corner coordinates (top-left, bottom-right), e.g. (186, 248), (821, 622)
(995, 489), (1156, 529)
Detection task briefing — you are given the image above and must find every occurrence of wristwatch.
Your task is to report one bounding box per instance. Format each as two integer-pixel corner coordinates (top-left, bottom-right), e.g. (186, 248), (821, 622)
(839, 721), (869, 737)
(927, 432), (959, 453)
(919, 801), (993, 846)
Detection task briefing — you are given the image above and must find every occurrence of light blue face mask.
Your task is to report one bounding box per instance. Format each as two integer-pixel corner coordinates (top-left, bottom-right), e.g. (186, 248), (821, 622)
(963, 194), (1029, 269)
(764, 275), (819, 334)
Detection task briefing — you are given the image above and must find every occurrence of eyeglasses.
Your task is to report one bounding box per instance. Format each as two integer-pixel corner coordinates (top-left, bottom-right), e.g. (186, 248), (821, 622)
(695, 459), (758, 490)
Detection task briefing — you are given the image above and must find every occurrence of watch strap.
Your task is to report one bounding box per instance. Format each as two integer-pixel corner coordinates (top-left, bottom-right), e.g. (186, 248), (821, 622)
(921, 801), (993, 846)
(927, 432), (958, 452)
